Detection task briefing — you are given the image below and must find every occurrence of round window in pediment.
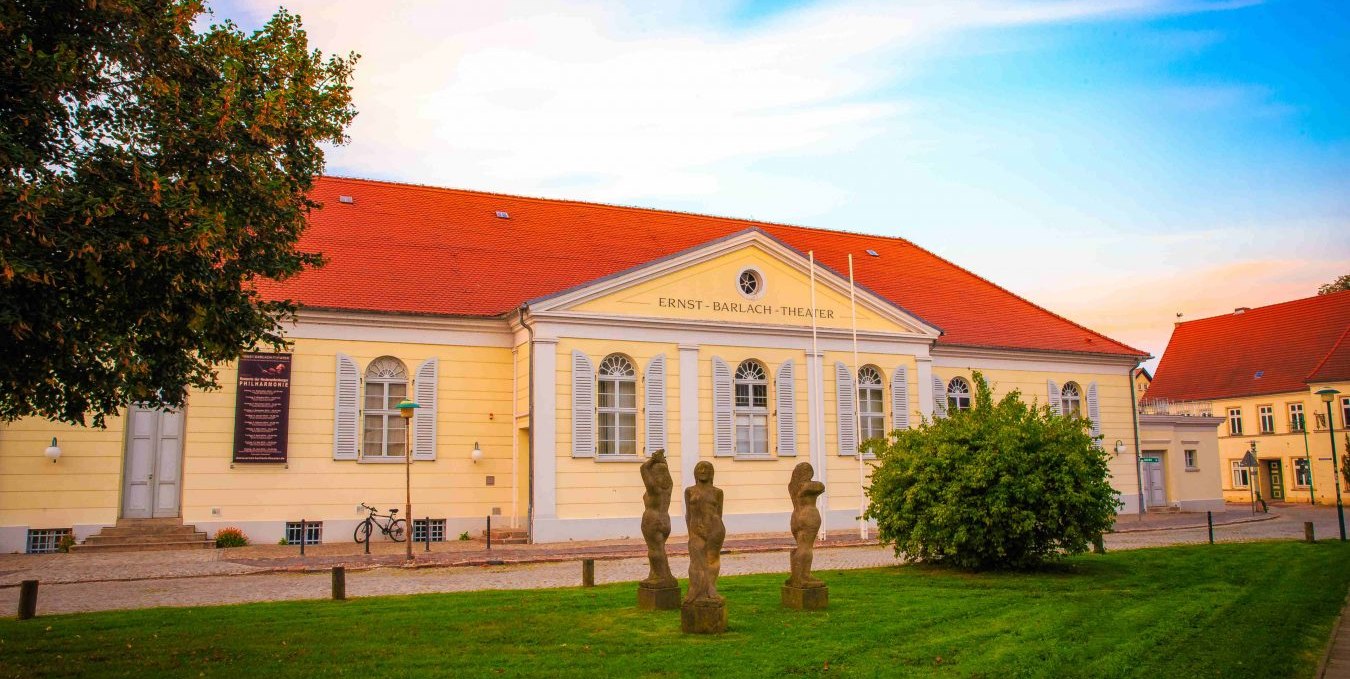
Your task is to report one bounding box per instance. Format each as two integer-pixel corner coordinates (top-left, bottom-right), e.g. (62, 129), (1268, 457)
(737, 268), (763, 299)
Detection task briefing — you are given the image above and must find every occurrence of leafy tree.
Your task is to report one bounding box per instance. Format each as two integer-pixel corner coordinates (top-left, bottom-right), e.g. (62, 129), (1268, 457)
(1, 1), (357, 425)
(1319, 274), (1350, 295)
(864, 372), (1120, 570)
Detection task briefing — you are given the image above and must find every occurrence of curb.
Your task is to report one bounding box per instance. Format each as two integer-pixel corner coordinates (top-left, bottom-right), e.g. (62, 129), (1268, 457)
(1316, 586), (1350, 679)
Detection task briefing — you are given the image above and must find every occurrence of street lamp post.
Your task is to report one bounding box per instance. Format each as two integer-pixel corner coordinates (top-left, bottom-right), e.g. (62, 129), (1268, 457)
(396, 399), (420, 561)
(1316, 389), (1345, 541)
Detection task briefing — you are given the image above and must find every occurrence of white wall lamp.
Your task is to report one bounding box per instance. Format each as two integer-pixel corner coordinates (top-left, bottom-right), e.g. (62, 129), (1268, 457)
(44, 437), (62, 463)
(1113, 439), (1126, 457)
(471, 441), (483, 463)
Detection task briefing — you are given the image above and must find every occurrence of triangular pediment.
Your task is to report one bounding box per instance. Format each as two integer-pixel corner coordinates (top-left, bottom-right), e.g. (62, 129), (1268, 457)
(528, 229), (940, 338)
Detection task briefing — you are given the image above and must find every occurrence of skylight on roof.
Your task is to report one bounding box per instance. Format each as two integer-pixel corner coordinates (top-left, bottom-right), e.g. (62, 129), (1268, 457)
(866, 249), (879, 257)
(495, 211), (510, 219)
(1254, 370), (1264, 379)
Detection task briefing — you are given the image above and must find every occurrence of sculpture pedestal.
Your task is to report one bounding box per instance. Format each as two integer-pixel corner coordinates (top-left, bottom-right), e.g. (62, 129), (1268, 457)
(781, 584), (828, 611)
(680, 599), (728, 634)
(637, 583), (681, 610)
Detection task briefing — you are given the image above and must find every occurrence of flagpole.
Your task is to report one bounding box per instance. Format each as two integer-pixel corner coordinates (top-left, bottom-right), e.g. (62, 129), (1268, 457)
(849, 254), (866, 540)
(809, 250), (825, 537)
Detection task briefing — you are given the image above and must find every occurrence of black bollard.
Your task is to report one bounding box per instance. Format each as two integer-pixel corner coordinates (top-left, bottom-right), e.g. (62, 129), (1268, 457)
(17, 580), (37, 620)
(300, 519), (306, 556)
(364, 524), (370, 555)
(1207, 511), (1214, 544)
(425, 517), (431, 552)
(332, 566), (346, 600)
(582, 559), (595, 587)
(486, 515), (492, 551)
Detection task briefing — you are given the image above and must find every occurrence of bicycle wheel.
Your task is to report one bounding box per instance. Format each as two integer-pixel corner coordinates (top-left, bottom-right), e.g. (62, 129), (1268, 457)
(389, 518), (407, 542)
(354, 519), (372, 544)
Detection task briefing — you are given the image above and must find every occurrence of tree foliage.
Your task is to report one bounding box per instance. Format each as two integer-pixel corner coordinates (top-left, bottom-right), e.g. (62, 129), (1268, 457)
(1, 1), (357, 425)
(1319, 274), (1350, 295)
(864, 372), (1120, 570)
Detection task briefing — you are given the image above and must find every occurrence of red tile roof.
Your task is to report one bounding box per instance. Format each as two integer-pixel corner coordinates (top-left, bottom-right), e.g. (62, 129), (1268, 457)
(1147, 291), (1350, 402)
(258, 176), (1145, 358)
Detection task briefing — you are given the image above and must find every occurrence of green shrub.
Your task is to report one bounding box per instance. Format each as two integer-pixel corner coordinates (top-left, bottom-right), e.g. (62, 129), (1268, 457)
(864, 371), (1119, 570)
(458, 531), (471, 541)
(57, 534), (76, 553)
(214, 527), (250, 549)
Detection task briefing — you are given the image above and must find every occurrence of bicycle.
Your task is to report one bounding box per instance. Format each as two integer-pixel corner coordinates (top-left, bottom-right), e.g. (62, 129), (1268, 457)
(354, 503), (407, 543)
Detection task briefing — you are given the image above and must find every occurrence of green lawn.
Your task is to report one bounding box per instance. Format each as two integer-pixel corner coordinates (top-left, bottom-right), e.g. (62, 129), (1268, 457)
(1, 542), (1347, 678)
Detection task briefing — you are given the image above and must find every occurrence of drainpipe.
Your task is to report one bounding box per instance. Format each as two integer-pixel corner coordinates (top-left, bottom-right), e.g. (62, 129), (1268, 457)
(518, 304), (536, 543)
(1130, 364), (1146, 519)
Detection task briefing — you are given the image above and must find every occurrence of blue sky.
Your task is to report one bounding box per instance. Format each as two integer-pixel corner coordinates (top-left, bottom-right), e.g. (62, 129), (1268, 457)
(215, 0), (1348, 365)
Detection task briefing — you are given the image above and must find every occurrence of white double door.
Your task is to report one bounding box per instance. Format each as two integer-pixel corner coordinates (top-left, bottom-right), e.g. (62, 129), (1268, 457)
(121, 406), (184, 518)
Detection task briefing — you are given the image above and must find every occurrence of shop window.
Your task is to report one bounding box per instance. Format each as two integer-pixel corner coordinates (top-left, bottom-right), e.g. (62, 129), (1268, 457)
(947, 377), (972, 412)
(597, 354), (637, 456)
(1184, 450), (1197, 470)
(1227, 408), (1243, 436)
(363, 357), (408, 457)
(1230, 460), (1249, 488)
(858, 366), (885, 443)
(1289, 403), (1306, 432)
(1258, 405), (1274, 434)
(734, 360), (770, 456)
(1294, 458), (1312, 487)
(1060, 382), (1083, 417)
(26, 528), (72, 554)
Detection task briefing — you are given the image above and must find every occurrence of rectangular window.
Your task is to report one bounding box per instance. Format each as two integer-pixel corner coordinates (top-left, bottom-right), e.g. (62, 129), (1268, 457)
(1258, 406), (1274, 434)
(284, 521), (322, 545)
(412, 518), (446, 543)
(1294, 458), (1312, 487)
(1289, 403), (1305, 432)
(26, 528), (72, 554)
(1228, 408), (1243, 436)
(1184, 450), (1197, 470)
(1342, 397), (1350, 431)
(735, 413), (769, 456)
(859, 388), (885, 442)
(1230, 460), (1249, 488)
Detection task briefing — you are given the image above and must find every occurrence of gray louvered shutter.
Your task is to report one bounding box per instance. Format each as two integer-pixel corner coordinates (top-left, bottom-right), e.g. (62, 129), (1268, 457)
(712, 357), (734, 457)
(931, 375), (948, 419)
(1087, 381), (1102, 438)
(333, 353), (360, 460)
(892, 365), (910, 430)
(776, 360), (797, 456)
(645, 355), (667, 453)
(412, 358), (438, 460)
(1047, 380), (1062, 415)
(572, 351), (596, 458)
(836, 362), (857, 456)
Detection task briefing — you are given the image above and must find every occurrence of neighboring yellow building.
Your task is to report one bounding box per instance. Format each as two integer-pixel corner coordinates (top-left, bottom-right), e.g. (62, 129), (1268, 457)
(1, 177), (1175, 552)
(1146, 293), (1350, 506)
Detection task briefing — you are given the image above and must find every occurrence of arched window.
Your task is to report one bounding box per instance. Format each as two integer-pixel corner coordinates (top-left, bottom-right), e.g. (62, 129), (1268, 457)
(1061, 381), (1082, 416)
(858, 366), (885, 442)
(597, 354), (637, 456)
(734, 360), (770, 456)
(364, 357), (408, 457)
(947, 377), (972, 412)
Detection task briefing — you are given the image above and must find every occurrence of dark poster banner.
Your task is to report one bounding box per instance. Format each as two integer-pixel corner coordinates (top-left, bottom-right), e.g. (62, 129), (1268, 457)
(232, 353), (293, 463)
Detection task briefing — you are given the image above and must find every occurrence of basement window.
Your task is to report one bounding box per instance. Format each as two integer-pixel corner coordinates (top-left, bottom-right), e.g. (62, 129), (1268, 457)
(284, 521), (323, 546)
(412, 518), (447, 543)
(26, 528), (72, 554)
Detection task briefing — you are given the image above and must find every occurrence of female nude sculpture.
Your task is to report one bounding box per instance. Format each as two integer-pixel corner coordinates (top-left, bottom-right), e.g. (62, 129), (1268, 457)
(786, 462), (827, 589)
(639, 450), (677, 588)
(684, 461), (726, 604)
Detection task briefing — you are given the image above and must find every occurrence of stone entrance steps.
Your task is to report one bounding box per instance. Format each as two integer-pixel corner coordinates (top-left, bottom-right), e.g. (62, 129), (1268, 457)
(71, 518), (214, 552)
(479, 527), (529, 545)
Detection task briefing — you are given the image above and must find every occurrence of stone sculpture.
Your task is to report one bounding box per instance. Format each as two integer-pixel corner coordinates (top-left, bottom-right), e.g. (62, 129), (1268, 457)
(681, 460), (727, 634)
(783, 461), (828, 610)
(637, 449), (680, 610)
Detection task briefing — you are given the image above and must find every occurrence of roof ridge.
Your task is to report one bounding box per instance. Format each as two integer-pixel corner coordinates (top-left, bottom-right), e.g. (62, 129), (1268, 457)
(1306, 324), (1350, 382)
(320, 174), (1145, 357)
(1175, 288), (1350, 327)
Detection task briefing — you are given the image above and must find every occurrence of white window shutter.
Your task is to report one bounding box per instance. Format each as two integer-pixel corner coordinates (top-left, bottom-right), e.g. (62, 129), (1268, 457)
(712, 356), (734, 457)
(644, 355), (667, 453)
(776, 360), (797, 456)
(892, 365), (910, 430)
(572, 351), (596, 458)
(1047, 380), (1062, 415)
(931, 375), (948, 419)
(1087, 381), (1102, 438)
(836, 362), (857, 456)
(333, 353), (360, 460)
(412, 358), (438, 460)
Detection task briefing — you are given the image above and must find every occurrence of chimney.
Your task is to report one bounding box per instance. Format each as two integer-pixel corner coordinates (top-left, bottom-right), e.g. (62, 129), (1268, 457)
(1233, 307), (1250, 314)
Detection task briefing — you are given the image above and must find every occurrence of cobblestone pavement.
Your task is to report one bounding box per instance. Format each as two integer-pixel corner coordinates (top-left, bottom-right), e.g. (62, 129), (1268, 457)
(0, 504), (1343, 616)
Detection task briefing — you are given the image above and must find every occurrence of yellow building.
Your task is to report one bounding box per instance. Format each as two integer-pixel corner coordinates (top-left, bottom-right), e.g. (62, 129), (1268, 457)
(2, 177), (1181, 551)
(1146, 293), (1350, 506)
